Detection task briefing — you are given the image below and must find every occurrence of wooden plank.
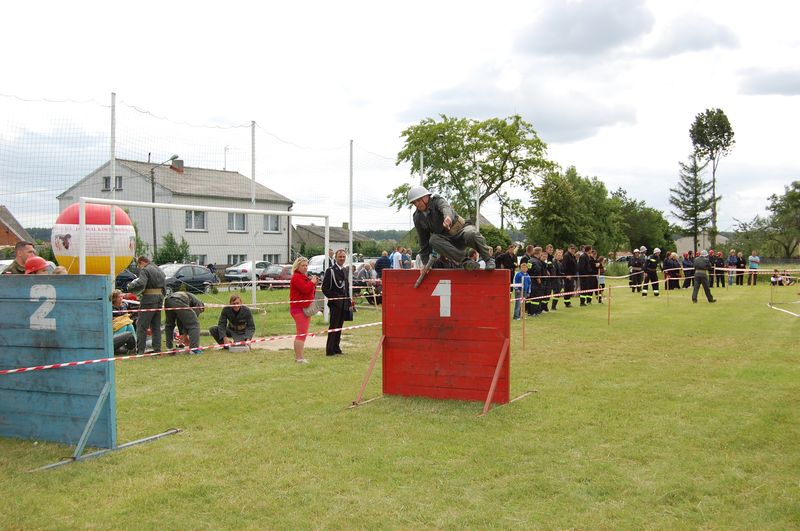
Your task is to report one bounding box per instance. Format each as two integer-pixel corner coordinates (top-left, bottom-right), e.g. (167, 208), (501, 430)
(0, 275), (116, 449)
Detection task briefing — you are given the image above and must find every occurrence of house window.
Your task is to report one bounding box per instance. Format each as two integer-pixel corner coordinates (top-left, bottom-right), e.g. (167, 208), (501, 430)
(263, 214), (280, 233)
(188, 254), (207, 266)
(263, 254), (280, 263)
(102, 176), (123, 191)
(227, 254), (247, 265)
(185, 210), (206, 231)
(228, 213), (247, 232)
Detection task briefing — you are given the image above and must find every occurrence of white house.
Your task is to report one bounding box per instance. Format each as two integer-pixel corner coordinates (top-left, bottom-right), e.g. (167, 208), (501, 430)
(675, 231), (729, 255)
(57, 159), (294, 266)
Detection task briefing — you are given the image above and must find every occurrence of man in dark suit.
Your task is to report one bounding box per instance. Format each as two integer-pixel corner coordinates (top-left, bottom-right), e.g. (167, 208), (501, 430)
(322, 249), (351, 355)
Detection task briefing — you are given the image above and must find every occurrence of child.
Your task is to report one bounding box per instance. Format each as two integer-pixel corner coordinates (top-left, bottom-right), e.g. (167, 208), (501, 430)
(513, 262), (531, 320)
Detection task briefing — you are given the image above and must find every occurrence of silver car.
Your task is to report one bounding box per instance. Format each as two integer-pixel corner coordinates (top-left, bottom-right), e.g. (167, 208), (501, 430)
(224, 260), (271, 282)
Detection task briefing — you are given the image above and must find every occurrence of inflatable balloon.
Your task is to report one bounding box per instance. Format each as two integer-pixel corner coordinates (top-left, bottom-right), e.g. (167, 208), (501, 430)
(51, 203), (136, 275)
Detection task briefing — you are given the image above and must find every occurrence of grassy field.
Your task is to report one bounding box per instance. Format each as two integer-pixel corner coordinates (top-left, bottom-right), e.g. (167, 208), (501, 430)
(1, 280), (798, 529)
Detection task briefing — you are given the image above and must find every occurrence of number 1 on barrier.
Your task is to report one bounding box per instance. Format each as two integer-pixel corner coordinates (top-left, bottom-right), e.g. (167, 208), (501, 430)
(432, 279), (451, 317)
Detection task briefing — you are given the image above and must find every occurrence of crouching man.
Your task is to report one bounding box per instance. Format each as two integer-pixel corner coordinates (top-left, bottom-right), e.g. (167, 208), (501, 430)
(164, 291), (205, 354)
(209, 294), (255, 349)
(408, 185), (495, 271)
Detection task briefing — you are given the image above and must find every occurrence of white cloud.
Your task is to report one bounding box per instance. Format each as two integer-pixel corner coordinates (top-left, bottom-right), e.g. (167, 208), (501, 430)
(515, 0), (655, 56)
(647, 14), (739, 57)
(739, 68), (800, 95)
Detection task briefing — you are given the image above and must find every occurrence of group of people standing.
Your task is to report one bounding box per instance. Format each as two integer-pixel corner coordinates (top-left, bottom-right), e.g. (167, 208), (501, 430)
(509, 244), (606, 319)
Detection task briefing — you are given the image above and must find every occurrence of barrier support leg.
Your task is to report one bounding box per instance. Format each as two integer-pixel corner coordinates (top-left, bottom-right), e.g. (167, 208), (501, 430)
(72, 381), (112, 459)
(352, 335), (385, 406)
(607, 283), (612, 326)
(481, 338), (510, 416)
(521, 296), (526, 349)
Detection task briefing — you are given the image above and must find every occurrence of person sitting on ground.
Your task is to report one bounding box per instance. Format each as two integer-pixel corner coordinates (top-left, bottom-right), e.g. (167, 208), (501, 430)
(408, 185), (495, 271)
(209, 294), (255, 349)
(770, 269), (783, 286)
(110, 289), (137, 354)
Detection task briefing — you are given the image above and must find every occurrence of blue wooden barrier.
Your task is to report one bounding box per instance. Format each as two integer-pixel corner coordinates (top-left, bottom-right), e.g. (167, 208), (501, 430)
(0, 275), (117, 451)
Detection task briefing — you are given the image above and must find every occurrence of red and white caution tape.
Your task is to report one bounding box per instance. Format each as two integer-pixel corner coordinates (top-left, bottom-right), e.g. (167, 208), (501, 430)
(0, 321), (382, 376)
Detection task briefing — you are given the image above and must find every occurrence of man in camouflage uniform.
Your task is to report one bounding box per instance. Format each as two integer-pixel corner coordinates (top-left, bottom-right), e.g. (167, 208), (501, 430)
(127, 255), (166, 354)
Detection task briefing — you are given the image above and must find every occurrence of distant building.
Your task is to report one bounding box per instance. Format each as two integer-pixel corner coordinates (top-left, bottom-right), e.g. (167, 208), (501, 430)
(0, 205), (34, 246)
(675, 231), (729, 255)
(57, 159), (293, 266)
(293, 223), (370, 253)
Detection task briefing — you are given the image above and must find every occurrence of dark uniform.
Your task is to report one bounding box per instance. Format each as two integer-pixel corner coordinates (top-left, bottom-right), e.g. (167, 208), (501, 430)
(629, 254), (645, 292)
(2, 260), (26, 274)
(495, 250), (516, 284)
(322, 261), (351, 355)
(210, 305), (256, 346)
(643, 253), (660, 297)
(127, 262), (166, 353)
(713, 255), (726, 287)
(691, 254), (716, 303)
(682, 256), (694, 289)
(540, 253), (555, 313)
(164, 291), (204, 350)
(551, 255), (564, 310)
(577, 251), (594, 306)
(414, 194), (494, 269)
(528, 256), (546, 315)
(561, 249), (577, 307)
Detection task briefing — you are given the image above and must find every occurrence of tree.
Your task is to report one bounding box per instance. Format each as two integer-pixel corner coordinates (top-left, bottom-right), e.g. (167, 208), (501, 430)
(669, 154), (714, 251)
(523, 167), (627, 255)
(153, 232), (190, 264)
(613, 188), (673, 253)
(389, 115), (554, 223)
(689, 108), (735, 248)
(765, 181), (800, 258)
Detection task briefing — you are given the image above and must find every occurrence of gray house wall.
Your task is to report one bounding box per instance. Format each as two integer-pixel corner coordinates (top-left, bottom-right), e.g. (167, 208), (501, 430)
(58, 161), (292, 265)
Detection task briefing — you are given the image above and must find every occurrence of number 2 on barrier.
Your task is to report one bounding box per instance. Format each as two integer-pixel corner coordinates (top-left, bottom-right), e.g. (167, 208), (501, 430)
(432, 279), (451, 317)
(30, 284), (57, 331)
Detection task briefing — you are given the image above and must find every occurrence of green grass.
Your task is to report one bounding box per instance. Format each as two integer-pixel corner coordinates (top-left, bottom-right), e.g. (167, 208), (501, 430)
(1, 280), (798, 529)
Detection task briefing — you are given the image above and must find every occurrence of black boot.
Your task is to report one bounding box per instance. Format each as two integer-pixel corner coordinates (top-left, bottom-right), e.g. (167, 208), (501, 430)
(551, 300), (558, 311)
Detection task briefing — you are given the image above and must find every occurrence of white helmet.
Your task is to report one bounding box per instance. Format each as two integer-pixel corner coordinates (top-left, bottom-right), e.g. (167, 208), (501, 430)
(639, 245), (647, 252)
(654, 247), (661, 253)
(408, 185), (431, 204)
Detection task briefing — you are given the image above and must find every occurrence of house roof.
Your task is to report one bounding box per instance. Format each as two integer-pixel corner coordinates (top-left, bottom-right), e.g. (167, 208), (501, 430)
(0, 205), (34, 242)
(295, 224), (371, 243)
(59, 159), (293, 204)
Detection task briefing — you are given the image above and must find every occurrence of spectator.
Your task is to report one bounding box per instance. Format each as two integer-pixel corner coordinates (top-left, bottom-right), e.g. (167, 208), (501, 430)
(770, 269), (783, 286)
(681, 252), (694, 289)
(289, 256), (319, 364)
(495, 244), (518, 283)
(322, 249), (351, 356)
(736, 251), (746, 285)
(726, 249), (738, 286)
(53, 266), (68, 275)
(374, 251), (391, 278)
(512, 262), (531, 320)
(210, 294), (255, 350)
(2, 240), (37, 274)
(747, 250), (760, 285)
(468, 248), (486, 269)
(24, 256), (50, 275)
(391, 246), (403, 269)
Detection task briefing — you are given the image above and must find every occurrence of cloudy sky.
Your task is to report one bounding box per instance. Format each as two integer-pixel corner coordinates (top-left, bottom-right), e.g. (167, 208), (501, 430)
(1, 0), (798, 233)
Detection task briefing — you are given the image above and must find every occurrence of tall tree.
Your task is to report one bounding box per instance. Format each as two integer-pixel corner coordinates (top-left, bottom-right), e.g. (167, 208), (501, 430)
(669, 154), (714, 252)
(689, 108), (735, 248)
(523, 167), (626, 255)
(765, 180), (800, 258)
(612, 188), (673, 253)
(154, 232), (190, 265)
(389, 115), (554, 222)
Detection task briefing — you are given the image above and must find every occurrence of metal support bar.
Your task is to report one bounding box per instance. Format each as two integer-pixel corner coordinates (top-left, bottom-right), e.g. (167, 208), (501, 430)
(72, 381), (112, 460)
(33, 429), (183, 472)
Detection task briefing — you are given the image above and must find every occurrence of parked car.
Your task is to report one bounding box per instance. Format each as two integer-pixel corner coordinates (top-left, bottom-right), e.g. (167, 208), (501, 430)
(160, 263), (219, 295)
(115, 266), (139, 291)
(258, 264), (293, 289)
(224, 260), (271, 282)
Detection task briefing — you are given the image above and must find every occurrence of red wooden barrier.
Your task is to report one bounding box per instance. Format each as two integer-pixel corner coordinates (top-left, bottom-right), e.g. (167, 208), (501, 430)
(381, 269), (510, 404)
